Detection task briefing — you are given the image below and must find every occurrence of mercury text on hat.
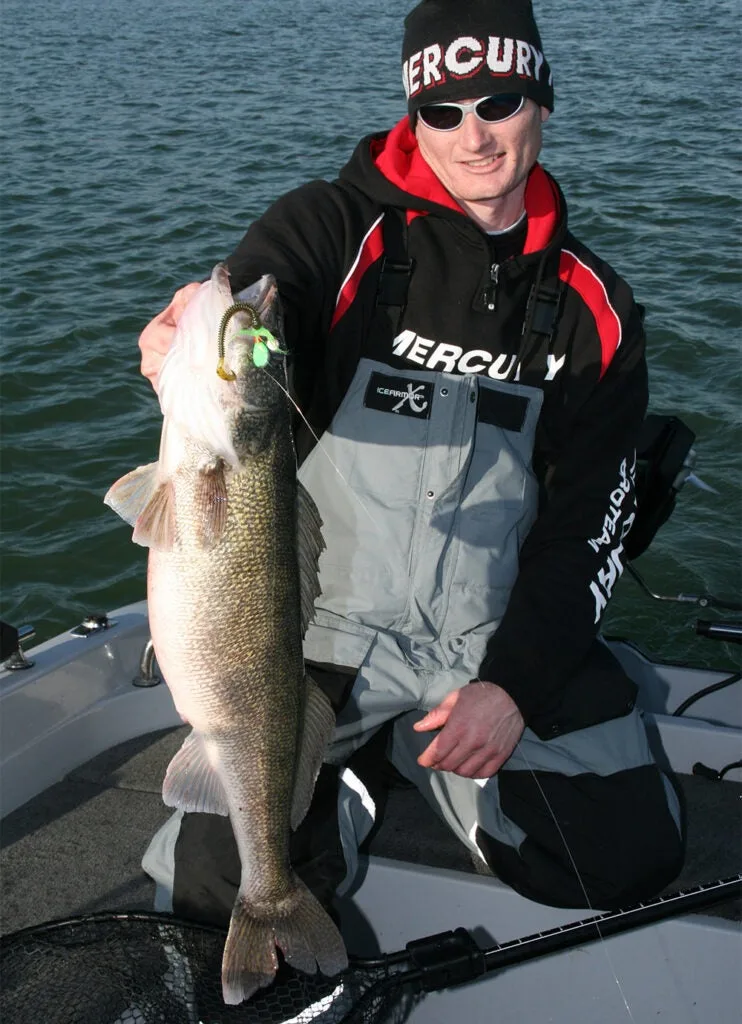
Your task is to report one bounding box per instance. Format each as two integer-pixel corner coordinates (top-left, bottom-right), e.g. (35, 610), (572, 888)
(403, 36), (550, 99)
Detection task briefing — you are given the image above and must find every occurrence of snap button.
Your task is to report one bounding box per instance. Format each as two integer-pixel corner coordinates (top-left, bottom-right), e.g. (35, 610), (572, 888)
(426, 490), (435, 499)
(440, 387), (448, 397)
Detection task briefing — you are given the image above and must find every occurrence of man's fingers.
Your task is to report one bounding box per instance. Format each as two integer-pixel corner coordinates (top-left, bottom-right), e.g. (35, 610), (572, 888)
(139, 321), (173, 388)
(453, 752), (504, 779)
(418, 740), (501, 776)
(416, 727), (460, 769)
(138, 319), (174, 358)
(417, 736), (443, 768)
(413, 690), (458, 733)
(157, 282), (201, 330)
(418, 742), (506, 778)
(171, 281), (202, 319)
(413, 707), (449, 733)
(138, 282), (201, 390)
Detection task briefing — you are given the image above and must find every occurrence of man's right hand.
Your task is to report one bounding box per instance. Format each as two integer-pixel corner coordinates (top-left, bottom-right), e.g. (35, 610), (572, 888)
(139, 282), (201, 391)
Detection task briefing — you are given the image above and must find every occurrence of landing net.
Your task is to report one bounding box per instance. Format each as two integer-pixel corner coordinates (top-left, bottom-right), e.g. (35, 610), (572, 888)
(0, 911), (419, 1024)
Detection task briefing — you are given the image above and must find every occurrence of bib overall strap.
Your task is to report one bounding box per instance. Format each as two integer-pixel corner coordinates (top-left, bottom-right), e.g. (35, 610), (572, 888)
(526, 279), (562, 343)
(518, 247), (564, 389)
(365, 207), (415, 353)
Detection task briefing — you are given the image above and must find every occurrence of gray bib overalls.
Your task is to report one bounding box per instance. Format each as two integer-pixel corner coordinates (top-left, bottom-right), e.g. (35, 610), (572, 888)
(298, 355), (680, 903)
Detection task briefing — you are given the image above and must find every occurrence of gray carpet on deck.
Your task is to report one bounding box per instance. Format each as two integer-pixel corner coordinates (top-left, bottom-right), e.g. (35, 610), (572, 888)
(1, 726), (740, 936)
(0, 728), (185, 934)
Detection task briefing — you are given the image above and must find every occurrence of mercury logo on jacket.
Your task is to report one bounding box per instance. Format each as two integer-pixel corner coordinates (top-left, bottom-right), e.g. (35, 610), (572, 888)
(392, 328), (567, 381)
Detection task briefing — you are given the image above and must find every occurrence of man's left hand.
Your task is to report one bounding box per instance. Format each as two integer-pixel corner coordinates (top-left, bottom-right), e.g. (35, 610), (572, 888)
(413, 682), (525, 779)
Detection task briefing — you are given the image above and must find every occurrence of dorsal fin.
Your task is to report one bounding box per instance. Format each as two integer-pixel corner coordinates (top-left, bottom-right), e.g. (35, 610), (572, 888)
(297, 481), (324, 637)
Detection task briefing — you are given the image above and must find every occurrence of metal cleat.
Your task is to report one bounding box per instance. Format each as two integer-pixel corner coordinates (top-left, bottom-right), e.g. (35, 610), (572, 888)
(1, 622), (36, 670)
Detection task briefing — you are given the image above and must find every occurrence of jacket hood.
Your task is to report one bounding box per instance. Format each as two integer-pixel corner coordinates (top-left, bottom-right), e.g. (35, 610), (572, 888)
(339, 117), (566, 257)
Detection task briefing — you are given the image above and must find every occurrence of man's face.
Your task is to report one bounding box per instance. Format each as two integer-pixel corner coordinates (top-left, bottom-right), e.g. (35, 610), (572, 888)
(415, 97), (549, 211)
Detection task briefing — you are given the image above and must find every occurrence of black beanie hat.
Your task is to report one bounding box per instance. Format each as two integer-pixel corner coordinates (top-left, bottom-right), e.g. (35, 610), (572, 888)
(402, 0), (554, 120)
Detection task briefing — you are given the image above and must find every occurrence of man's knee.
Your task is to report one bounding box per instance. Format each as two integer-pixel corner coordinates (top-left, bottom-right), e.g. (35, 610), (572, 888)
(172, 811), (240, 927)
(477, 764), (684, 910)
(171, 764), (347, 926)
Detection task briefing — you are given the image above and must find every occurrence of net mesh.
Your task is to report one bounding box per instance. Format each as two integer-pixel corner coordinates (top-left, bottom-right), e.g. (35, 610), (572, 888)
(0, 912), (422, 1024)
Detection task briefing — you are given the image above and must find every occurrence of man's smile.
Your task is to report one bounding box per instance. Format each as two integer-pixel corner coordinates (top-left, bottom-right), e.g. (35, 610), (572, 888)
(461, 153), (503, 169)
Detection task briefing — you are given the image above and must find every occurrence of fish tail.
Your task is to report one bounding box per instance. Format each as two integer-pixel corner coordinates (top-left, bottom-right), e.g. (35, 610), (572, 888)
(221, 877), (348, 1005)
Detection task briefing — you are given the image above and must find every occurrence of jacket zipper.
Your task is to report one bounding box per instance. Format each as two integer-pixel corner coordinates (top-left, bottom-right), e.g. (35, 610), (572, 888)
(483, 262), (499, 311)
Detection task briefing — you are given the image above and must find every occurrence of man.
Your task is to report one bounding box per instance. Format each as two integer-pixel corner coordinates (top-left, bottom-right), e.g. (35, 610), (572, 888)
(140, 0), (683, 922)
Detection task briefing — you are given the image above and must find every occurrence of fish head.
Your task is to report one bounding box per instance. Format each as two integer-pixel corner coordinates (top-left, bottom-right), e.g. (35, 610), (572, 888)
(224, 273), (288, 416)
(157, 267), (289, 469)
(219, 273), (292, 460)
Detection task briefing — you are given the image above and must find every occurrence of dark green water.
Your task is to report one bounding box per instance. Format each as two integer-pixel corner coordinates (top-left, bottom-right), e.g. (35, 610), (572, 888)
(1, 0), (740, 670)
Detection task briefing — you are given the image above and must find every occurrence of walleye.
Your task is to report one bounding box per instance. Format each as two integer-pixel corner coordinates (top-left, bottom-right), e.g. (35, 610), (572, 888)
(105, 265), (347, 1003)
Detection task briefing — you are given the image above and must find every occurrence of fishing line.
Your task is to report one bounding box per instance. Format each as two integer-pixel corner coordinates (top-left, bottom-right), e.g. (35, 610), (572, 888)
(518, 744), (637, 1023)
(222, 306), (380, 532)
(262, 364), (383, 533)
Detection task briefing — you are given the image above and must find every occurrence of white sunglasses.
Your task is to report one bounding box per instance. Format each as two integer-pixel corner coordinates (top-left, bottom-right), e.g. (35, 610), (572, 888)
(417, 94), (525, 132)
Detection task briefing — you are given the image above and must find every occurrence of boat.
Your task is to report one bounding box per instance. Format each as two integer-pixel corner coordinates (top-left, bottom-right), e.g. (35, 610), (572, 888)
(1, 415), (740, 1022)
(1, 583), (739, 1023)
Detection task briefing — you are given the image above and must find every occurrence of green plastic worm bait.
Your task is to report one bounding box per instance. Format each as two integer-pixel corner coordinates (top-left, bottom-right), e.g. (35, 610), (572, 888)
(216, 302), (259, 381)
(216, 303), (284, 379)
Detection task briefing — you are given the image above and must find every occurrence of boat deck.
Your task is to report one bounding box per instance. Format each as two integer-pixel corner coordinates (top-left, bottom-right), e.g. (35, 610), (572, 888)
(2, 725), (740, 938)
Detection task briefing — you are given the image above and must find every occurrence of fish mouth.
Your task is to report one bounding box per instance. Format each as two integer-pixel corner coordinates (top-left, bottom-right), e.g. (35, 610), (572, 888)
(234, 274), (282, 337)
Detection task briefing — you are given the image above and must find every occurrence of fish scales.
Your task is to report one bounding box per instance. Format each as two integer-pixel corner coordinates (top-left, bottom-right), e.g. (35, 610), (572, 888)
(105, 266), (346, 1004)
(150, 428), (302, 881)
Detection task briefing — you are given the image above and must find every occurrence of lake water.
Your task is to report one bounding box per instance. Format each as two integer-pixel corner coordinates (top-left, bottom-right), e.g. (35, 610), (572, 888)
(1, 0), (740, 670)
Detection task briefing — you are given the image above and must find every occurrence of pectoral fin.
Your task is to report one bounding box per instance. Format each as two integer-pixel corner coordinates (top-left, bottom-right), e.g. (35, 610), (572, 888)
(133, 479), (177, 550)
(104, 462), (159, 526)
(104, 463), (177, 551)
(290, 677), (336, 831)
(162, 729), (230, 815)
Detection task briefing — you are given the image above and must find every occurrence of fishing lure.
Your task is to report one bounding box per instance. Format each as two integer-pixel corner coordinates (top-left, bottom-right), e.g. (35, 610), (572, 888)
(216, 302), (285, 380)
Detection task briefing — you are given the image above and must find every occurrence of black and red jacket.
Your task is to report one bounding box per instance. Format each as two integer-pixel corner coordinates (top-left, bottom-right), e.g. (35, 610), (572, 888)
(226, 118), (646, 737)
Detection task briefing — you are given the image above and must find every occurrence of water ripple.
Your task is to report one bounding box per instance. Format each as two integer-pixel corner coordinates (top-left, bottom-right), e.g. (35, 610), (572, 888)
(1, 0), (739, 665)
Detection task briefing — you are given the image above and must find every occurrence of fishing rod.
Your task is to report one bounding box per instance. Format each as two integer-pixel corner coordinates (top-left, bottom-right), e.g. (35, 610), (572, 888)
(625, 562), (742, 613)
(1, 875), (739, 1023)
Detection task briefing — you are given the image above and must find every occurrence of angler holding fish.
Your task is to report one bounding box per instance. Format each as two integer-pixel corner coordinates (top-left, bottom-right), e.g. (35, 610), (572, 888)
(128, 0), (684, 1007)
